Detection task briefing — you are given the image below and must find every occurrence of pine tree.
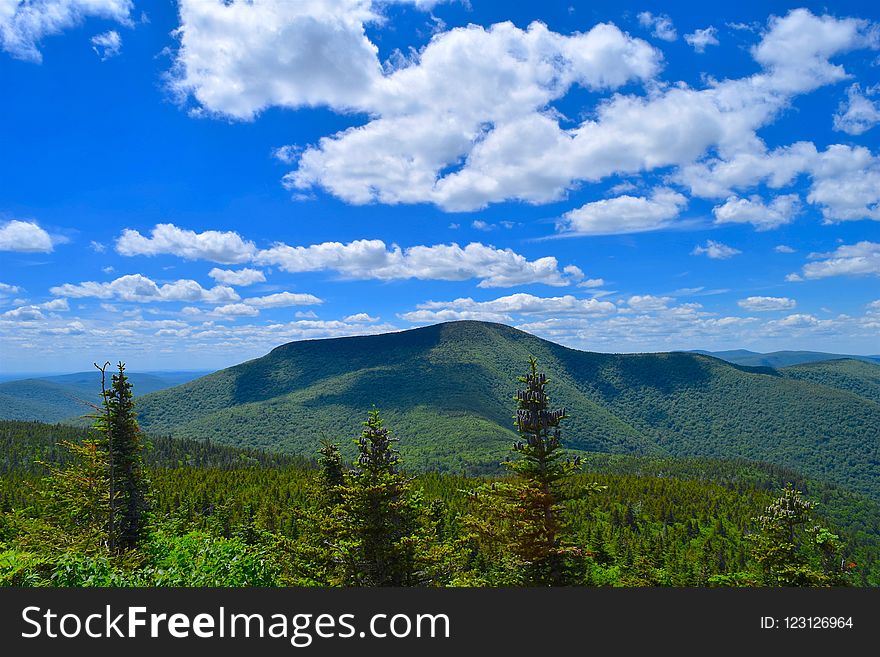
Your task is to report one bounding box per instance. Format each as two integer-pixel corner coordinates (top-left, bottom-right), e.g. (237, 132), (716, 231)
(317, 440), (344, 504)
(93, 362), (150, 552)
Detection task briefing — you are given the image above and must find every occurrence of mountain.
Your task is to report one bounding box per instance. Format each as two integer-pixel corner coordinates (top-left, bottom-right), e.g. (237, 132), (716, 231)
(133, 321), (880, 500)
(692, 349), (880, 368)
(0, 371), (207, 423)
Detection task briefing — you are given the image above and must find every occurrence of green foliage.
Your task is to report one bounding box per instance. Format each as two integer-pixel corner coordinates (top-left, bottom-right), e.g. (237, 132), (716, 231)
(749, 485), (850, 586)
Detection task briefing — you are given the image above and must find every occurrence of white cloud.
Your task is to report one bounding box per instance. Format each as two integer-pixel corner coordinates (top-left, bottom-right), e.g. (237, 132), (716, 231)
(559, 187), (687, 236)
(295, 310), (318, 319)
(49, 274), (240, 303)
(285, 20), (661, 210)
(289, 9), (877, 213)
(116, 223), (582, 288)
(211, 303), (260, 318)
(628, 295), (672, 311)
(578, 278), (605, 288)
(712, 194), (800, 230)
(344, 312), (379, 322)
(400, 293), (617, 323)
(691, 240), (741, 259)
(89, 240), (106, 253)
(116, 223), (257, 263)
(0, 282), (21, 295)
(834, 84), (880, 135)
(167, 0), (388, 120)
(684, 26), (718, 53)
(242, 292), (323, 308)
(637, 12), (677, 41)
(1, 297), (68, 321)
(256, 239), (583, 288)
(208, 267), (266, 286)
(775, 244), (796, 253)
(806, 145), (880, 222)
(0, 220), (54, 252)
(791, 241), (880, 280)
(91, 29), (121, 60)
(737, 296), (796, 311)
(0, 0), (132, 63)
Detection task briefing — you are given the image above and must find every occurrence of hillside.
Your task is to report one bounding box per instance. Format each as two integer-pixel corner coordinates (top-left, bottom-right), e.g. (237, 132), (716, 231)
(133, 321), (880, 500)
(0, 371), (207, 423)
(693, 349), (880, 368)
(779, 359), (880, 406)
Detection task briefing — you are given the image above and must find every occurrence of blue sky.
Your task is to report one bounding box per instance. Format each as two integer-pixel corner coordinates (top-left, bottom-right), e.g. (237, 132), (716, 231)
(1, 0), (879, 373)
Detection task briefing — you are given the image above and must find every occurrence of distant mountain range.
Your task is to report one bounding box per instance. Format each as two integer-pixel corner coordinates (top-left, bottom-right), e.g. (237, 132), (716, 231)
(2, 322), (878, 500)
(691, 349), (880, 368)
(0, 371), (207, 423)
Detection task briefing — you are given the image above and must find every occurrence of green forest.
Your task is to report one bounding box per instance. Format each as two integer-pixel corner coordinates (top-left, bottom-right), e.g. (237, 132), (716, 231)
(1, 357), (876, 588)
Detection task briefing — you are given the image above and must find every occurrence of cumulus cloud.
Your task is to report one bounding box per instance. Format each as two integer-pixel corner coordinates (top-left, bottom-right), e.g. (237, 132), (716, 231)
(344, 312), (379, 322)
(286, 9), (878, 214)
(242, 292), (323, 308)
(712, 194), (800, 230)
(208, 267), (266, 286)
(737, 296), (796, 311)
(49, 274), (240, 304)
(0, 282), (21, 295)
(833, 84), (880, 135)
(578, 278), (605, 288)
(91, 29), (121, 60)
(116, 223), (257, 263)
(791, 241), (880, 280)
(628, 295), (672, 311)
(775, 244), (796, 253)
(0, 220), (54, 252)
(116, 224), (583, 288)
(1, 297), (69, 321)
(691, 240), (741, 259)
(684, 26), (718, 52)
(255, 239), (582, 288)
(210, 303), (260, 318)
(637, 12), (677, 41)
(559, 187), (687, 236)
(0, 0), (132, 63)
(400, 293), (617, 323)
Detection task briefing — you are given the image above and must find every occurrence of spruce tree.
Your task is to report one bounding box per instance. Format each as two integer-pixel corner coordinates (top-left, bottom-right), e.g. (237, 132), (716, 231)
(93, 361), (149, 551)
(336, 409), (420, 586)
(506, 357), (584, 584)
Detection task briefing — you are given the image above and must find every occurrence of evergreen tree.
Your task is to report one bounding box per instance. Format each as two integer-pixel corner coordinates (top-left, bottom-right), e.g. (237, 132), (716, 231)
(36, 438), (110, 554)
(93, 362), (149, 551)
(749, 484), (848, 586)
(317, 440), (344, 504)
(334, 409), (421, 586)
(465, 358), (600, 586)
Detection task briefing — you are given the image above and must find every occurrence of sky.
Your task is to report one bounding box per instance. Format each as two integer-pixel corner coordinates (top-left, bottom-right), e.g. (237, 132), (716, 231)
(1, 0), (879, 374)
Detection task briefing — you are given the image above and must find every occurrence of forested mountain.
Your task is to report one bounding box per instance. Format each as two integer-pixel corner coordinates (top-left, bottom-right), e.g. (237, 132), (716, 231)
(693, 349), (880, 368)
(130, 321), (880, 500)
(0, 371), (207, 423)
